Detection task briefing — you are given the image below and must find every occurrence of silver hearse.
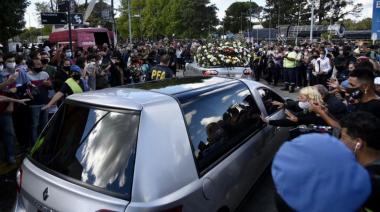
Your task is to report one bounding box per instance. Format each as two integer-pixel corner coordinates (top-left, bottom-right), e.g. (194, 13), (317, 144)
(14, 77), (288, 212)
(185, 62), (253, 79)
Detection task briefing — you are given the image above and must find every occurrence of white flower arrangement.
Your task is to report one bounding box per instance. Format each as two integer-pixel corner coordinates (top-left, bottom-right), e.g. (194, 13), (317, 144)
(196, 41), (250, 68)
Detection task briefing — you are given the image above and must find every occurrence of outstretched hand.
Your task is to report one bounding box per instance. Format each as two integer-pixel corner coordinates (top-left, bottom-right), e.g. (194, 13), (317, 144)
(41, 105), (50, 111)
(17, 99), (30, 105)
(272, 101), (284, 109)
(285, 110), (298, 122)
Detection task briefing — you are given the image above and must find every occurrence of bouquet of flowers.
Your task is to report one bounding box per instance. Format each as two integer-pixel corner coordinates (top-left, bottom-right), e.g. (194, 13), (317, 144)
(195, 41), (251, 68)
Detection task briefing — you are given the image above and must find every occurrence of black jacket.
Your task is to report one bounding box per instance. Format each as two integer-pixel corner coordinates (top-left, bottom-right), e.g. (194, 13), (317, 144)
(364, 160), (380, 212)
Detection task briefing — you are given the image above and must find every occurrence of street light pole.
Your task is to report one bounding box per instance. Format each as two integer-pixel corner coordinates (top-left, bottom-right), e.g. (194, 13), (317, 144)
(249, 0), (252, 43)
(67, 0), (73, 55)
(295, 1), (301, 45)
(310, 0), (315, 43)
(111, 0), (116, 47)
(128, 0), (132, 43)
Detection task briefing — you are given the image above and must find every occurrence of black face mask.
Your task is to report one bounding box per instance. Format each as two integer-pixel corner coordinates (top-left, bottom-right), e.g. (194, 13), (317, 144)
(63, 66), (70, 72)
(347, 87), (364, 100)
(34, 67), (43, 73)
(41, 59), (49, 65)
(72, 74), (81, 81)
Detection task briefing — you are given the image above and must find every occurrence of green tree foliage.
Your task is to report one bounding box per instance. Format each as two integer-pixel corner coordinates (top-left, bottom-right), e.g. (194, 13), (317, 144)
(180, 0), (219, 38)
(222, 1), (261, 33)
(342, 18), (372, 31)
(117, 0), (218, 40)
(263, 0), (308, 27)
(19, 27), (45, 43)
(264, 0), (363, 27)
(0, 0), (29, 46)
(313, 0), (362, 24)
(117, 0), (146, 40)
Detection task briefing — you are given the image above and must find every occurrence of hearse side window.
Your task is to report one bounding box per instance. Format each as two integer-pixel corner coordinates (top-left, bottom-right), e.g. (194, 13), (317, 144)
(178, 82), (264, 172)
(30, 103), (139, 199)
(257, 88), (284, 116)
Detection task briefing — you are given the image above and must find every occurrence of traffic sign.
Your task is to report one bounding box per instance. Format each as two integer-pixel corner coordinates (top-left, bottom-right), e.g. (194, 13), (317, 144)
(372, 0), (380, 41)
(372, 32), (378, 41)
(41, 13), (67, 25)
(71, 14), (83, 25)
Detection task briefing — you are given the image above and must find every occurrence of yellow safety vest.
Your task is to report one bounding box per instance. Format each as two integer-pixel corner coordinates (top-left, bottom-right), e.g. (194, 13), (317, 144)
(284, 51), (297, 69)
(65, 78), (83, 94)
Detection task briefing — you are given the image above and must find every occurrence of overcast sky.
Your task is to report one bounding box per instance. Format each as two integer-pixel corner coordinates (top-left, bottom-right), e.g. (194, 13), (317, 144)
(25, 0), (373, 28)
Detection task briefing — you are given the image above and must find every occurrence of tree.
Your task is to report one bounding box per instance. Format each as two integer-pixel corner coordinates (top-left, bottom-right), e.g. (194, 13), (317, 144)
(342, 18), (372, 31)
(117, 0), (218, 40)
(264, 0), (363, 27)
(223, 1), (261, 34)
(140, 0), (167, 39)
(264, 0), (308, 27)
(19, 27), (45, 43)
(0, 0), (29, 50)
(312, 0), (363, 24)
(117, 0), (147, 40)
(179, 0), (219, 38)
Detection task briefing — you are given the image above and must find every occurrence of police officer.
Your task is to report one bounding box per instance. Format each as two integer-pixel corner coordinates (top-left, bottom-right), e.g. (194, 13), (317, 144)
(42, 65), (84, 110)
(282, 46), (298, 93)
(147, 54), (174, 81)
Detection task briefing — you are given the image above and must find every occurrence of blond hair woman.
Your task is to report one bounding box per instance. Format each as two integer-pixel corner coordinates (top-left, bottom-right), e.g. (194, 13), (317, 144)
(263, 86), (327, 127)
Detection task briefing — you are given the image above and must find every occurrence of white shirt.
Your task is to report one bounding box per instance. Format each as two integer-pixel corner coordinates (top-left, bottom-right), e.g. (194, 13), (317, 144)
(316, 57), (331, 75)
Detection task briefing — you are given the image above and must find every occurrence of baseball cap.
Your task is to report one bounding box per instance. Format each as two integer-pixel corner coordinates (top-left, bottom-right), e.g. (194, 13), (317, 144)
(272, 133), (371, 212)
(70, 65), (81, 73)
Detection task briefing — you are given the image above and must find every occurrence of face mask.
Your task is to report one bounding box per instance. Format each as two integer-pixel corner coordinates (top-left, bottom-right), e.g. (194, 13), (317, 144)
(320, 55), (325, 58)
(34, 67), (43, 73)
(63, 66), (71, 72)
(348, 88), (364, 100)
(72, 74), (81, 81)
(98, 60), (102, 65)
(6, 62), (16, 70)
(298, 101), (311, 110)
(65, 52), (72, 58)
(0, 64), (3, 72)
(41, 59), (49, 65)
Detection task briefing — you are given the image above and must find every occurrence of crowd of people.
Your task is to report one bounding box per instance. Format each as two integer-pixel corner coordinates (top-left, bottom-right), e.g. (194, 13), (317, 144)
(254, 42), (380, 211)
(0, 38), (380, 211)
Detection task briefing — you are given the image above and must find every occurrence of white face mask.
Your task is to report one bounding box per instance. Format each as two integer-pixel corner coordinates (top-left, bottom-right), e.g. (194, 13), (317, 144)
(65, 52), (72, 58)
(6, 62), (16, 70)
(298, 101), (311, 110)
(0, 64), (3, 72)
